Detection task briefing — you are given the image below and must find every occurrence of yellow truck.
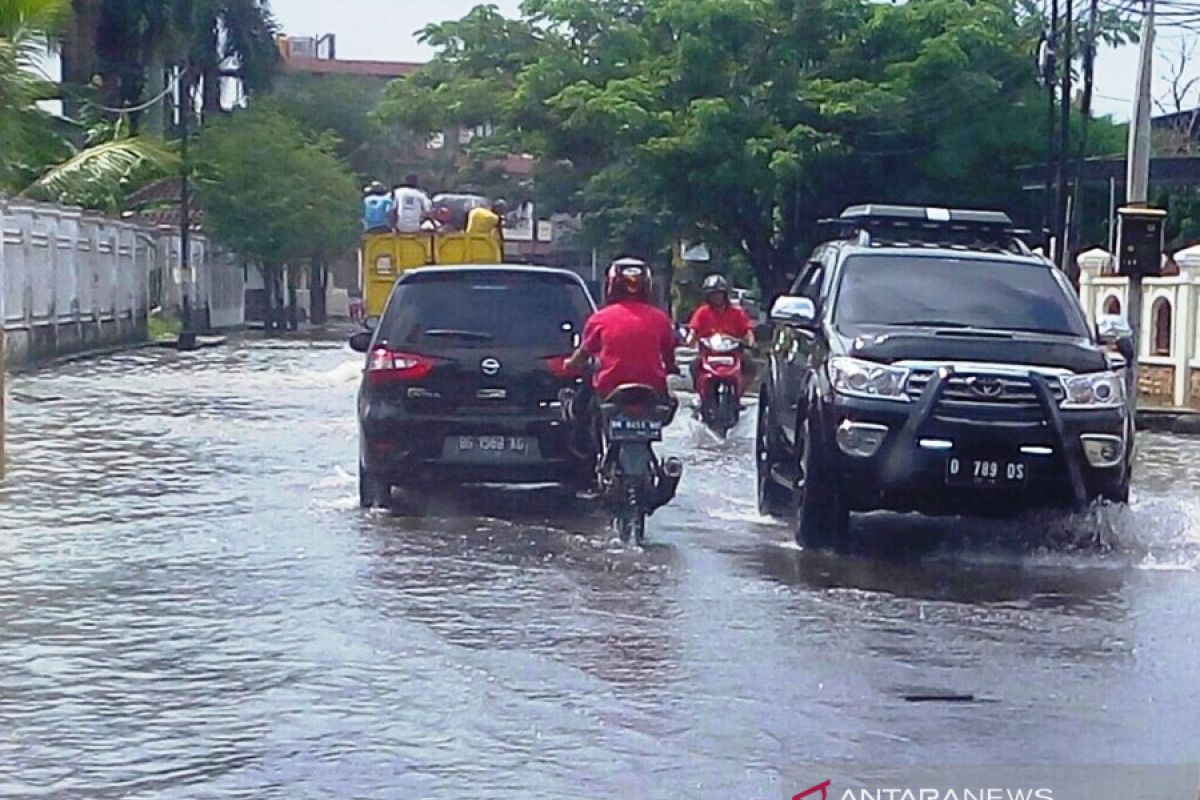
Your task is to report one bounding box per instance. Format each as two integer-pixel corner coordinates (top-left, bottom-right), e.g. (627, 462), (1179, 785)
(361, 230), (503, 318)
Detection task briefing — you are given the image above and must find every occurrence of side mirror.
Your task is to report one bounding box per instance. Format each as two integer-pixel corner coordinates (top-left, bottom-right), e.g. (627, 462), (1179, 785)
(1096, 314), (1134, 362)
(770, 295), (817, 328)
(349, 331), (373, 354)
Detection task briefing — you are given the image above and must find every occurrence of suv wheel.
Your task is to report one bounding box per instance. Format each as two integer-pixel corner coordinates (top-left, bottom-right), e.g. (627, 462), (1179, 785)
(795, 413), (848, 549)
(756, 393), (794, 517)
(359, 467), (391, 509)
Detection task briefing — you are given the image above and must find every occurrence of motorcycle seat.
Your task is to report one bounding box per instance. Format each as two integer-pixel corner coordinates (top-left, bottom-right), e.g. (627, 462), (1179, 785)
(604, 384), (664, 405)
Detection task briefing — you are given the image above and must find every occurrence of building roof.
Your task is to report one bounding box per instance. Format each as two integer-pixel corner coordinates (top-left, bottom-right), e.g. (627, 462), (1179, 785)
(283, 55), (423, 78)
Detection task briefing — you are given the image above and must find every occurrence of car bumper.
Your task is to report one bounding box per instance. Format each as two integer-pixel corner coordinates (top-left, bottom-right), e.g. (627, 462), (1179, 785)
(359, 402), (589, 486)
(821, 374), (1130, 515)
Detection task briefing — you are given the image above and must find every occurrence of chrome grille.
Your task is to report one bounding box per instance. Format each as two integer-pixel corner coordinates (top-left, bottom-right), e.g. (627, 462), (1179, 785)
(905, 370), (1065, 407)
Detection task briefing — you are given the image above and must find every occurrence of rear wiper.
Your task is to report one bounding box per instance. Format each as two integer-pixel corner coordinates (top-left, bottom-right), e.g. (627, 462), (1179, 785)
(423, 329), (494, 342)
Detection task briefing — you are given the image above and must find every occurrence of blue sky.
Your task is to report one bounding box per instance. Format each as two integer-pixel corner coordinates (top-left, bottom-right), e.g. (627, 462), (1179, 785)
(269, 0), (1194, 124)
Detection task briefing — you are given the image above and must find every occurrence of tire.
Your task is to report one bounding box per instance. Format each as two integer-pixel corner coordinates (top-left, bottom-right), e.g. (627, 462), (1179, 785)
(359, 467), (390, 509)
(631, 510), (647, 545)
(716, 384), (738, 437)
(756, 393), (794, 517)
(794, 413), (849, 550)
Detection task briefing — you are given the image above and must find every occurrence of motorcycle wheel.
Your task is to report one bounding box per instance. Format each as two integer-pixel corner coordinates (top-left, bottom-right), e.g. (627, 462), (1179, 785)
(715, 383), (739, 438)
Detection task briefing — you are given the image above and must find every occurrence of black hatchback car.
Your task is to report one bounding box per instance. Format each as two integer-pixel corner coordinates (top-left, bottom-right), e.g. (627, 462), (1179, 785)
(350, 265), (595, 507)
(757, 205), (1136, 548)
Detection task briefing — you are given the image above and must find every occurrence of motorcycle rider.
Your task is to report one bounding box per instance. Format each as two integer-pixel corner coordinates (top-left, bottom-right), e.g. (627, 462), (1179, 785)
(564, 258), (679, 431)
(685, 273), (755, 389)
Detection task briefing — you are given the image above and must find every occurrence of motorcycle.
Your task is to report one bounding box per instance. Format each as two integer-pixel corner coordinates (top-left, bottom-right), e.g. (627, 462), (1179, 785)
(597, 385), (684, 544)
(696, 333), (745, 438)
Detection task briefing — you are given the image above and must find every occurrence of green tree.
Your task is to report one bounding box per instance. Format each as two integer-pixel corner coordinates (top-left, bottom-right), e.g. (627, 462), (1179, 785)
(380, 0), (1130, 293)
(195, 105), (359, 330)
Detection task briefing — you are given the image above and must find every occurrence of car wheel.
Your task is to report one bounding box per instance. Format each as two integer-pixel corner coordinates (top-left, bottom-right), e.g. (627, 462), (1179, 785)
(756, 393), (794, 517)
(359, 467), (390, 509)
(794, 413), (848, 550)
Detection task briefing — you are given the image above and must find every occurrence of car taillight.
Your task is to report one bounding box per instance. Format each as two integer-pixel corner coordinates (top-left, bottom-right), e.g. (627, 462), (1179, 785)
(367, 347), (437, 383)
(544, 354), (583, 379)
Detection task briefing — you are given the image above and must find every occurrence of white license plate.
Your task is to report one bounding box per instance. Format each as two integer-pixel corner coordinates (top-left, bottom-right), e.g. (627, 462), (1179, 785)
(457, 435), (529, 453)
(946, 456), (1027, 487)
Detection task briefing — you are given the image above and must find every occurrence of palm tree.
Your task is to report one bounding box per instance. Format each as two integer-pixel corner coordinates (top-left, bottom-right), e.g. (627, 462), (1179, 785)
(0, 0), (68, 189)
(1, 0), (176, 208)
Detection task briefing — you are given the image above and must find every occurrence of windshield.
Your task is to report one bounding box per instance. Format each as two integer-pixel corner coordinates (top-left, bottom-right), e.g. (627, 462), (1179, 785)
(380, 271), (593, 350)
(834, 255), (1089, 336)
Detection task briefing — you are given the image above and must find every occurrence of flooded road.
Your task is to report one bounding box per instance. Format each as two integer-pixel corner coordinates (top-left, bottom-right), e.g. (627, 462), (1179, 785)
(2, 336), (1199, 799)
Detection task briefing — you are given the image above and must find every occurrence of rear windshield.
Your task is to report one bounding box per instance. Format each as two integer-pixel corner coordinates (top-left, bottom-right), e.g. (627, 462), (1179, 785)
(380, 271), (593, 350)
(834, 255), (1089, 337)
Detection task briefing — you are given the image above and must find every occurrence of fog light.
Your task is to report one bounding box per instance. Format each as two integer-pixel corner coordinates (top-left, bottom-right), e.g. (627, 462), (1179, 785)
(836, 420), (888, 458)
(1080, 434), (1124, 468)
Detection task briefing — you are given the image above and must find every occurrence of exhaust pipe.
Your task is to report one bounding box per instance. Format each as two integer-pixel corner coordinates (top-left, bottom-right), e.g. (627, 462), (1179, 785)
(649, 457), (683, 512)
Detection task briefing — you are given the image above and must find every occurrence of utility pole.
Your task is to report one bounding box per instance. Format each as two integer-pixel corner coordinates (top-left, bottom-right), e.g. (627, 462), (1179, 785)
(178, 69), (196, 350)
(1045, 0), (1060, 255)
(1057, 0), (1074, 271)
(1125, 0), (1155, 398)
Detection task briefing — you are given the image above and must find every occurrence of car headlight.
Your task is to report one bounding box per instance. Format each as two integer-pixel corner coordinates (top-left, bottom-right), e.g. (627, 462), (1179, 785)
(1060, 371), (1126, 409)
(828, 357), (910, 402)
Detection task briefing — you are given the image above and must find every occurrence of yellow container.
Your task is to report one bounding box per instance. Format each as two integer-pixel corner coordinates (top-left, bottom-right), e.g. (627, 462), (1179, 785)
(362, 233), (434, 317)
(433, 232), (503, 266)
(360, 230), (503, 318)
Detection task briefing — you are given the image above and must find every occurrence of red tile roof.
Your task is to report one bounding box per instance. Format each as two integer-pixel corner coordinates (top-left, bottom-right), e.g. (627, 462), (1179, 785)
(284, 56), (423, 78)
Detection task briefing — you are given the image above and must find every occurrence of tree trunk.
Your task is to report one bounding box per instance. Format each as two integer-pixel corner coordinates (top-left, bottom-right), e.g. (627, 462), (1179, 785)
(202, 65), (223, 119)
(61, 0), (100, 118)
(309, 260), (328, 326)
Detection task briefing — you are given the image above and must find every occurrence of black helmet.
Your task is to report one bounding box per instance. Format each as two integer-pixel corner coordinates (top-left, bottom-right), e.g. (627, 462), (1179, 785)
(702, 274), (730, 295)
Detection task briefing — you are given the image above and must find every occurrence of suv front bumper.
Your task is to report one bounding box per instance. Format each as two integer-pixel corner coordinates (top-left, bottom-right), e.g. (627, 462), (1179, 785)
(820, 371), (1130, 515)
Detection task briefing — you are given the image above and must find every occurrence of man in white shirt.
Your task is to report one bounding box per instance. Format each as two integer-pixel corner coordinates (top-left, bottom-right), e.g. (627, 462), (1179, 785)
(391, 174), (432, 233)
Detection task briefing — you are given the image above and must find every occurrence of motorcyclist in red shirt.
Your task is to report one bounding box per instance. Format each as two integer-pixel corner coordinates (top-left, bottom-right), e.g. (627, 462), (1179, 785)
(685, 273), (756, 388)
(566, 258), (679, 400)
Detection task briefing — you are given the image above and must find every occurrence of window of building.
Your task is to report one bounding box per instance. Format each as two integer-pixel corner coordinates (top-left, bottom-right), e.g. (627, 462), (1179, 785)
(1104, 296), (1121, 315)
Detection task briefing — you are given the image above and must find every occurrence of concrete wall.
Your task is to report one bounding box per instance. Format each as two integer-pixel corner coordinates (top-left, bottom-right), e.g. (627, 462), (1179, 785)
(0, 197), (245, 367)
(1078, 249), (1200, 410)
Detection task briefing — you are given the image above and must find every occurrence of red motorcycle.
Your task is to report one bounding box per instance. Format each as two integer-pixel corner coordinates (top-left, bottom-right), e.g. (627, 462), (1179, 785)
(696, 333), (745, 438)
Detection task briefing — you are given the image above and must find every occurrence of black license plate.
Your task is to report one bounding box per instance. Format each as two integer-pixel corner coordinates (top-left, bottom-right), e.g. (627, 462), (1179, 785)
(446, 435), (535, 458)
(946, 455), (1027, 487)
(608, 417), (663, 442)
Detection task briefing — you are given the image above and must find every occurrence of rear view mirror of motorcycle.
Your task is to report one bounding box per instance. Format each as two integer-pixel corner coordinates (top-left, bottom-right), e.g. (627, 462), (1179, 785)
(769, 295), (817, 328)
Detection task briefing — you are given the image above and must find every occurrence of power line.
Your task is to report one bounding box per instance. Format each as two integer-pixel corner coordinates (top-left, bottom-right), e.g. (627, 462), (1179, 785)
(83, 69), (185, 115)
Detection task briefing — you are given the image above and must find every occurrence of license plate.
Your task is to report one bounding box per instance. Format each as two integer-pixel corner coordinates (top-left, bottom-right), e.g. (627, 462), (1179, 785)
(946, 456), (1027, 487)
(609, 417), (663, 442)
(450, 435), (533, 456)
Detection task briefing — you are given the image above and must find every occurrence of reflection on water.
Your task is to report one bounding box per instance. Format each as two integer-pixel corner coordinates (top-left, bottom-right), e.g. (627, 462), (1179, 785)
(0, 338), (1198, 799)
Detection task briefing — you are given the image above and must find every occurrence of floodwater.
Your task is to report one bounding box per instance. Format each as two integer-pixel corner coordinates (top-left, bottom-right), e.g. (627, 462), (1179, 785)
(1, 336), (1198, 799)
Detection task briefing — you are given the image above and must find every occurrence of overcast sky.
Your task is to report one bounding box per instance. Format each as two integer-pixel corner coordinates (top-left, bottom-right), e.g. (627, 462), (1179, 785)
(269, 0), (1200, 124)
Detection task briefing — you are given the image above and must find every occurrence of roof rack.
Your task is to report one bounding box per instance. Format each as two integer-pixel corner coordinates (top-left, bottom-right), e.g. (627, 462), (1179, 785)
(820, 204), (1033, 255)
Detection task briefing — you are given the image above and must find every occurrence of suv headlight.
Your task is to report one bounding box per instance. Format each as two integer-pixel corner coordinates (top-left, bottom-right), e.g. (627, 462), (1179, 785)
(829, 357), (910, 402)
(1060, 371), (1126, 409)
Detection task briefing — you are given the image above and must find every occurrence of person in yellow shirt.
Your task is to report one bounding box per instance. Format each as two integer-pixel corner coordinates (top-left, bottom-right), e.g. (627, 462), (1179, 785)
(466, 199), (508, 258)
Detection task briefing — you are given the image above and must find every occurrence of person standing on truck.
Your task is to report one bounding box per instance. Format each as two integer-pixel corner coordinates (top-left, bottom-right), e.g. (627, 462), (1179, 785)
(362, 182), (394, 234)
(466, 199), (508, 258)
(391, 174), (432, 234)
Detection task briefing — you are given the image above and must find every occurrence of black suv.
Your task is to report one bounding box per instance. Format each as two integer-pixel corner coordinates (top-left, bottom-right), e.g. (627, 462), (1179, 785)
(350, 266), (595, 507)
(757, 205), (1135, 548)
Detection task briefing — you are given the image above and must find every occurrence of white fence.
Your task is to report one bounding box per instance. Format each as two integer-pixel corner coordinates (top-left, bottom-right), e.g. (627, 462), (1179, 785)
(0, 197), (245, 366)
(1078, 248), (1200, 410)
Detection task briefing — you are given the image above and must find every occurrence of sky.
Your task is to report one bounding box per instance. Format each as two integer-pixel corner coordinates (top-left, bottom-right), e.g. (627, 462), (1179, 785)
(267, 0), (1197, 123)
